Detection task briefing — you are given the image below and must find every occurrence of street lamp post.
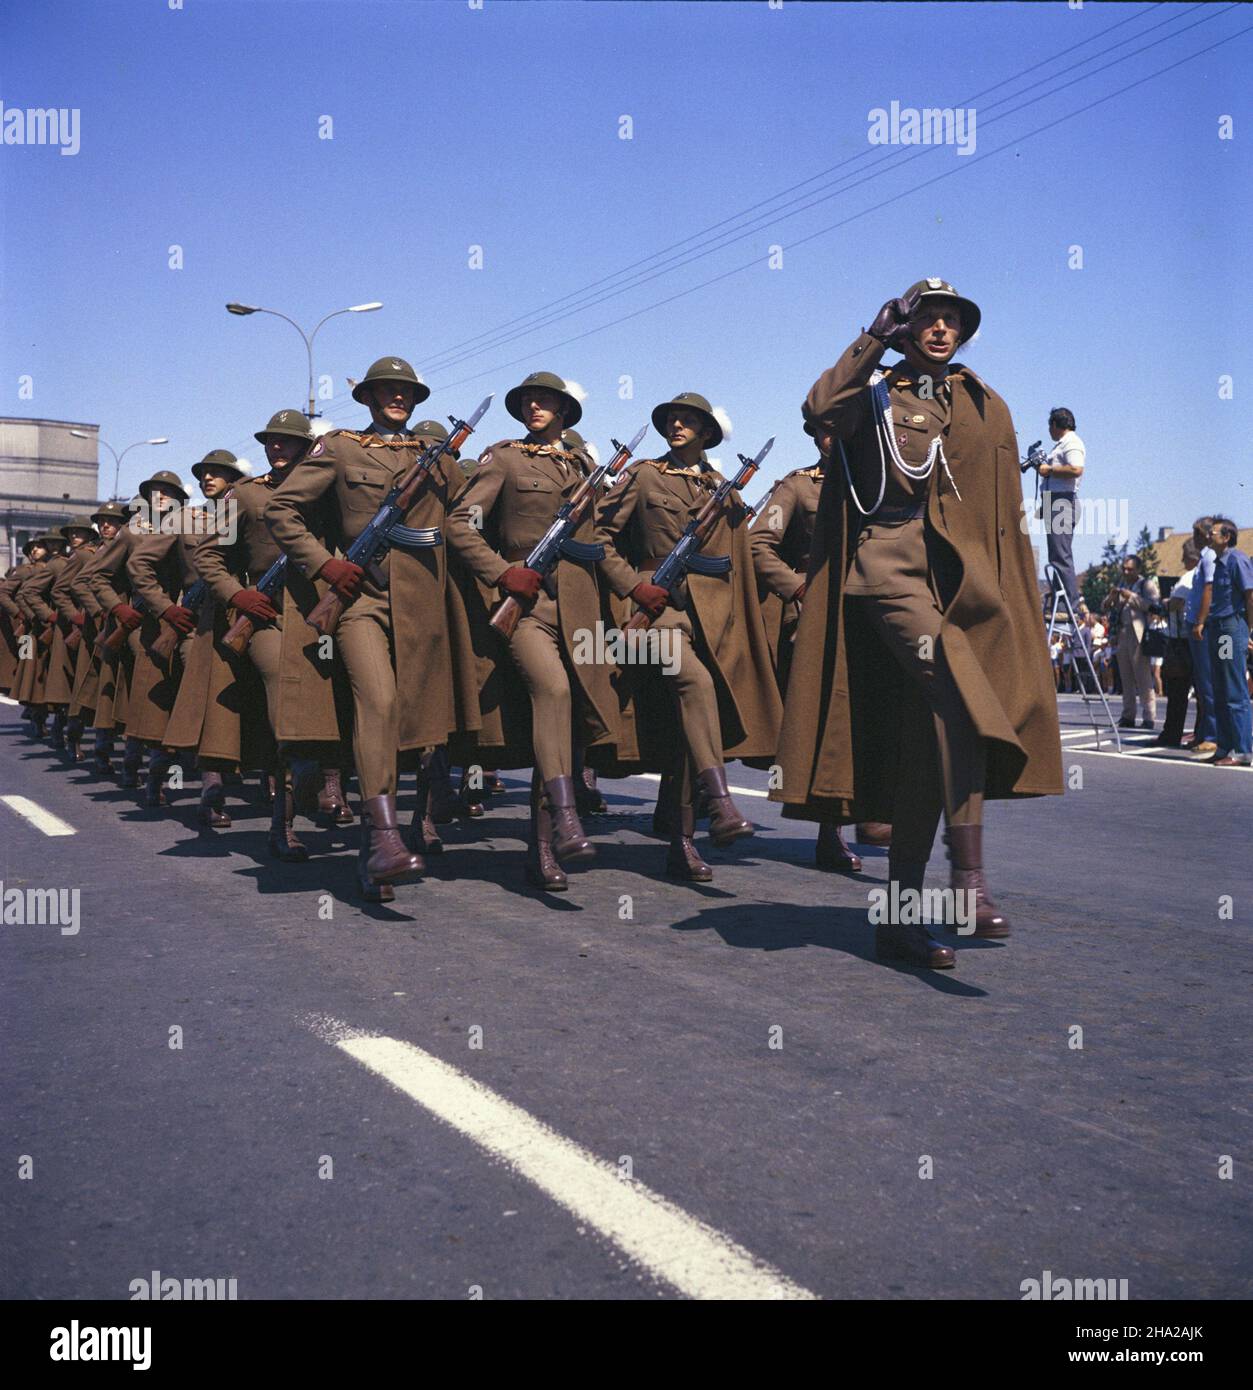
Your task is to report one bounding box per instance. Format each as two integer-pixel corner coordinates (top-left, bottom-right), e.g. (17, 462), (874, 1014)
(225, 301), (383, 418)
(70, 431), (169, 502)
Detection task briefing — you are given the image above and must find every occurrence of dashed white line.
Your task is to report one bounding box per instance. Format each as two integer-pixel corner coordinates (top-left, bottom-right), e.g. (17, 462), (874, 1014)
(627, 772), (770, 799)
(0, 794), (76, 836)
(307, 1017), (816, 1301)
(0, 695), (19, 706)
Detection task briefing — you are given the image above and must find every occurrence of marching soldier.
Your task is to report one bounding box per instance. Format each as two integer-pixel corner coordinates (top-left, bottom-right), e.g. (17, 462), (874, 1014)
(750, 426), (870, 873)
(45, 518), (102, 758)
(192, 412), (344, 856)
(592, 391), (782, 880)
(0, 549), (32, 697)
(446, 371), (619, 892)
(12, 532), (68, 732)
(773, 278), (1063, 968)
(84, 469), (192, 797)
(160, 451), (273, 829)
(266, 357), (481, 901)
(66, 502), (128, 767)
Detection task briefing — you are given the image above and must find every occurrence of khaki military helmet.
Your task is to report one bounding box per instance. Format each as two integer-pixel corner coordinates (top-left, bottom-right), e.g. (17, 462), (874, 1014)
(254, 409), (313, 445)
(505, 371), (582, 428)
(352, 356), (431, 407)
(138, 469), (190, 503)
(91, 501), (129, 526)
(904, 277), (981, 344)
(651, 391), (722, 448)
(191, 449), (247, 484)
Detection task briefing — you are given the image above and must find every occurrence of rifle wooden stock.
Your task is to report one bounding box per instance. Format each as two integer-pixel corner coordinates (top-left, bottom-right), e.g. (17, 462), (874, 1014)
(149, 621), (181, 663)
(305, 588), (346, 637)
(38, 624), (54, 649)
(623, 606), (654, 633)
(221, 608), (256, 656)
(488, 593), (525, 639)
(95, 619), (130, 657)
(66, 628), (82, 653)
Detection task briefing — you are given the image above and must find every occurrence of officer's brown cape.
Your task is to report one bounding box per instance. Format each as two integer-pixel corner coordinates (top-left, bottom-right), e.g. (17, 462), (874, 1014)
(771, 361), (1064, 824)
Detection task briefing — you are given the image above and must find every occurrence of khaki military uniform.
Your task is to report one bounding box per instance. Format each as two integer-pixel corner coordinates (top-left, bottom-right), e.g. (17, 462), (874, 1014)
(750, 462), (824, 693)
(14, 556), (65, 705)
(446, 436), (617, 778)
(44, 544), (97, 707)
(0, 563), (29, 694)
(68, 552), (107, 718)
(194, 471), (340, 748)
(592, 453), (782, 774)
(123, 528), (198, 745)
(265, 425), (480, 800)
(81, 531), (138, 732)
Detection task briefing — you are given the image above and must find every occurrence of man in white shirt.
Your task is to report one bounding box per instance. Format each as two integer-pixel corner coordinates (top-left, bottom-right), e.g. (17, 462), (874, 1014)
(1040, 406), (1085, 611)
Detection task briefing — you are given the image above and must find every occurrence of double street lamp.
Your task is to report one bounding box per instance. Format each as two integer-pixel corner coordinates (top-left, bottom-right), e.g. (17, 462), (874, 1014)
(70, 431), (169, 503)
(225, 301), (383, 418)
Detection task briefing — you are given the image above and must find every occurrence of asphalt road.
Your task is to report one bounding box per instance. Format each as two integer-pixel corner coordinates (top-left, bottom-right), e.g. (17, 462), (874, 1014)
(2, 694), (1250, 1300)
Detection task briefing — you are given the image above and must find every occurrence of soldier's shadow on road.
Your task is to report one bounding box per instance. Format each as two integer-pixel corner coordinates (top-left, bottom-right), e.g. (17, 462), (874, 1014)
(668, 904), (990, 995)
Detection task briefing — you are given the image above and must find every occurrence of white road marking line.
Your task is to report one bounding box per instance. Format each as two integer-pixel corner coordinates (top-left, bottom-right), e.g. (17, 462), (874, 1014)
(0, 695), (19, 706)
(1067, 747), (1250, 770)
(626, 772), (770, 799)
(0, 794), (76, 836)
(309, 1018), (815, 1300)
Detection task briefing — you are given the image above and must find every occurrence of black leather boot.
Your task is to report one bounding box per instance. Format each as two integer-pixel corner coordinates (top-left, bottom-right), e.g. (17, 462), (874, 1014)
(48, 711), (66, 750)
(945, 824), (1009, 938)
(144, 750), (173, 808)
(66, 715), (84, 762)
(119, 737), (143, 788)
(816, 822), (861, 873)
(409, 755), (443, 855)
(90, 730), (113, 775)
(199, 769), (231, 828)
(652, 773), (675, 839)
(874, 852), (956, 969)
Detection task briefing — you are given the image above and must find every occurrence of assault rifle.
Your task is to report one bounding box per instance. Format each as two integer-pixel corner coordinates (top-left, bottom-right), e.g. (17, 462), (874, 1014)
(488, 424), (647, 640)
(305, 394), (493, 638)
(150, 578), (209, 662)
(623, 437), (773, 632)
(221, 558), (289, 656)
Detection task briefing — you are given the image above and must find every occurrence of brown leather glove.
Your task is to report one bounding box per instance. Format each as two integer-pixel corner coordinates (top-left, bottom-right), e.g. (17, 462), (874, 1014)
(111, 602), (143, 631)
(229, 588), (279, 623)
(70, 610), (86, 629)
(498, 566), (543, 602)
(161, 603), (196, 635)
(630, 581), (669, 619)
(867, 288), (922, 350)
(319, 557), (365, 600)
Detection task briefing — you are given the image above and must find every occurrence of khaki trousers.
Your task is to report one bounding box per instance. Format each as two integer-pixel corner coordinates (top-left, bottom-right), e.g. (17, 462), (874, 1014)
(334, 593), (399, 799)
(509, 590), (576, 782)
(647, 604), (723, 774)
(847, 518), (985, 854)
(1116, 634), (1156, 721)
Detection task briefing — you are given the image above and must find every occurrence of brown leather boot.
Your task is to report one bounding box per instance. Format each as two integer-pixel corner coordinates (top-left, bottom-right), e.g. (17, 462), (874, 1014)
(543, 776), (595, 864)
(575, 764), (607, 815)
(666, 799), (712, 882)
(874, 852), (956, 969)
(816, 822), (861, 873)
(363, 793), (424, 884)
(268, 783), (309, 862)
(525, 794), (568, 892)
(198, 770), (231, 828)
(696, 765), (754, 847)
(483, 770), (507, 796)
(856, 821), (893, 846)
(945, 824), (1009, 938)
(455, 766), (485, 819)
(318, 767), (354, 826)
(144, 752), (172, 808)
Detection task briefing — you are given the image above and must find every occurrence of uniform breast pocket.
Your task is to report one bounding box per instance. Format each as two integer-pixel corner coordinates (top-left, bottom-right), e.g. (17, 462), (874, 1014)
(515, 474), (556, 513)
(342, 465), (388, 513)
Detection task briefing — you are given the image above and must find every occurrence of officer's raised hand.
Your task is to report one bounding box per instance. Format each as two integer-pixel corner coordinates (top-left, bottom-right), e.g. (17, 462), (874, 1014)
(867, 288), (922, 351)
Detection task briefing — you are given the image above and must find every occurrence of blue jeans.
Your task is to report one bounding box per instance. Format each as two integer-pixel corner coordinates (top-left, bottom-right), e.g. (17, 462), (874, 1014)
(1206, 614), (1252, 755)
(1187, 632), (1218, 741)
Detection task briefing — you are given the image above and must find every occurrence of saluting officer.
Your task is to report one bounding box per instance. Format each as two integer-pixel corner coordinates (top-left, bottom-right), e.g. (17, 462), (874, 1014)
(265, 357), (481, 901)
(592, 392), (782, 881)
(774, 278), (1063, 968)
(446, 371), (618, 892)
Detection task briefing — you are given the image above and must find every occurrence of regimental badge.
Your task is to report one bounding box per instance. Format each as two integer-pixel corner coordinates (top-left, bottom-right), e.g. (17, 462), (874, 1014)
(308, 438), (325, 458)
(912, 414), (925, 423)
(927, 277), (942, 289)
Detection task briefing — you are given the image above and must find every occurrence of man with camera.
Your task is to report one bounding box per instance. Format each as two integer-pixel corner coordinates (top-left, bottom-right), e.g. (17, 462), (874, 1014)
(1038, 406), (1085, 612)
(1103, 554), (1160, 730)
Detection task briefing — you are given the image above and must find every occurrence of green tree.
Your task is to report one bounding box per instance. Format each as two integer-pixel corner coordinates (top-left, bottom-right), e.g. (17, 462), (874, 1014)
(1082, 537), (1128, 613)
(1135, 525), (1160, 578)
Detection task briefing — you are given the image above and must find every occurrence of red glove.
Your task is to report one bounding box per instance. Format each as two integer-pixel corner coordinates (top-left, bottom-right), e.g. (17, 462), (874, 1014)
(792, 581), (807, 603)
(229, 589), (279, 623)
(70, 610), (86, 629)
(111, 602), (143, 631)
(630, 581), (669, 619)
(320, 557), (365, 599)
(498, 566), (543, 602)
(161, 604), (196, 635)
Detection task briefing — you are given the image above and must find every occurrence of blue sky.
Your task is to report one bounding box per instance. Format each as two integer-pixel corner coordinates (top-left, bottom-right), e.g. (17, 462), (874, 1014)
(2, 0), (1250, 573)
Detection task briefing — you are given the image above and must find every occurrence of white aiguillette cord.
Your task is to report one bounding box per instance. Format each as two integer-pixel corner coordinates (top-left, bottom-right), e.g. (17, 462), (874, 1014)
(838, 370), (962, 516)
